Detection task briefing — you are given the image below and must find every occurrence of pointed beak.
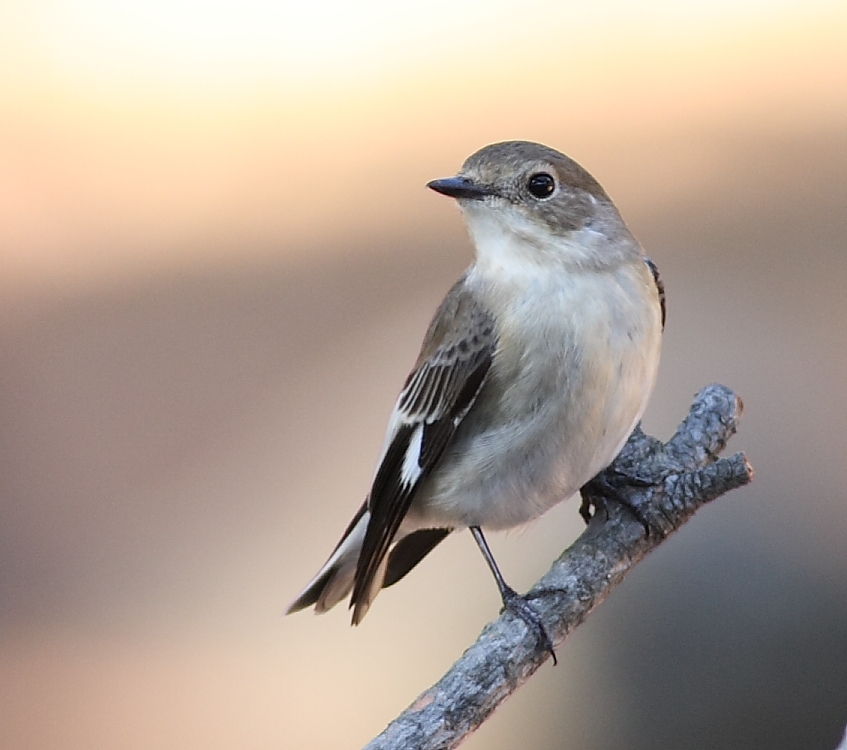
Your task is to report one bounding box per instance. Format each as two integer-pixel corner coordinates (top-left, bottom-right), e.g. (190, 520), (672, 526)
(426, 176), (495, 200)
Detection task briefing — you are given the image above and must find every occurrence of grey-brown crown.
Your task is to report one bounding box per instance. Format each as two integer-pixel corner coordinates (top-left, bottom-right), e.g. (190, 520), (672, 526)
(460, 141), (610, 203)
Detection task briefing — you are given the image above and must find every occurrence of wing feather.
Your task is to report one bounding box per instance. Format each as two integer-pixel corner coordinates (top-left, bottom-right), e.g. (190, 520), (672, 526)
(644, 256), (666, 329)
(350, 279), (496, 623)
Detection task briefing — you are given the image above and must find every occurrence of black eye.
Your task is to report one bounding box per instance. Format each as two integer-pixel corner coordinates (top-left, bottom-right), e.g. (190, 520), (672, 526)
(527, 172), (556, 199)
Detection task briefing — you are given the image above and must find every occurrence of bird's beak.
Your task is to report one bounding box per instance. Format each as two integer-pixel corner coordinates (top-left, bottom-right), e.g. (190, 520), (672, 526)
(426, 176), (495, 200)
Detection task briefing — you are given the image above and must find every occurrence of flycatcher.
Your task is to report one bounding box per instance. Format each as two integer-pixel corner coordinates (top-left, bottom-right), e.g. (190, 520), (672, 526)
(286, 141), (665, 652)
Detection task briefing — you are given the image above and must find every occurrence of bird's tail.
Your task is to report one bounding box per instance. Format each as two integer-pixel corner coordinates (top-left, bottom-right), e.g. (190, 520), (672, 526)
(286, 503), (369, 616)
(286, 502), (452, 622)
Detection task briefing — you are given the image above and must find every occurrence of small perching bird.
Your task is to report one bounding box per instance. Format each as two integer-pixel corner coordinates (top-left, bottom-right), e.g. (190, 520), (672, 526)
(286, 141), (665, 652)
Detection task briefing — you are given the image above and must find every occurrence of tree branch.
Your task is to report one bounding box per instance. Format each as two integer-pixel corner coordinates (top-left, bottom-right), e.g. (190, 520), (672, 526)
(363, 384), (754, 750)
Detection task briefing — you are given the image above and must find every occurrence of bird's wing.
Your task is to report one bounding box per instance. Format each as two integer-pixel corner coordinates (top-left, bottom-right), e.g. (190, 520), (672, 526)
(350, 277), (496, 623)
(644, 256), (666, 329)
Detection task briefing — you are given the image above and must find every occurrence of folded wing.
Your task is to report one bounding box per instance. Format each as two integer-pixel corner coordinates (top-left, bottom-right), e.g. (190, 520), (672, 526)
(350, 278), (496, 623)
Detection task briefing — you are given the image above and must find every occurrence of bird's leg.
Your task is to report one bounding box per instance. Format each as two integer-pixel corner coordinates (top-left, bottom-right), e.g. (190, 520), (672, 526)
(469, 526), (557, 665)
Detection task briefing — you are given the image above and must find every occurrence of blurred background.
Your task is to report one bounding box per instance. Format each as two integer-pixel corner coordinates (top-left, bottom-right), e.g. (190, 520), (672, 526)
(1, 1), (846, 748)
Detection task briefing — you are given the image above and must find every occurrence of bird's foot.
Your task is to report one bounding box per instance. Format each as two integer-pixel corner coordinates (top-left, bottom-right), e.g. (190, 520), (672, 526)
(580, 469), (655, 536)
(500, 585), (557, 666)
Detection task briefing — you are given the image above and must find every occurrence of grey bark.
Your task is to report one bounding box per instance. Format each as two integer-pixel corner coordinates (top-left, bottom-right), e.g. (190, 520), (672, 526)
(363, 384), (754, 750)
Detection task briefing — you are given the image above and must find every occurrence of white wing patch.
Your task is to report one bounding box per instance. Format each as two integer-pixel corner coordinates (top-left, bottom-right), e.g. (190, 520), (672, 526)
(400, 424), (424, 488)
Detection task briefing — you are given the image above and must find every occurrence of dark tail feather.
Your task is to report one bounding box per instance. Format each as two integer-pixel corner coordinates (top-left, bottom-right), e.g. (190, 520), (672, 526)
(287, 517), (451, 620)
(349, 527), (452, 625)
(384, 528), (451, 588)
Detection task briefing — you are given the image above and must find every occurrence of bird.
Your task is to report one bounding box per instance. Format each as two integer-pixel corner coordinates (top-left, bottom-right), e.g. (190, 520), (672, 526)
(286, 140), (665, 652)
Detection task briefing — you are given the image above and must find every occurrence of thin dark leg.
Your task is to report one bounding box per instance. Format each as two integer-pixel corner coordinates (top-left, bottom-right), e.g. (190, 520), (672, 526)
(469, 526), (556, 665)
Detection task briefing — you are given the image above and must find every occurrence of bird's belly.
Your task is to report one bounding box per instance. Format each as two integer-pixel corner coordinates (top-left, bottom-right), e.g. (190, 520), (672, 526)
(417, 393), (646, 528)
(411, 284), (661, 530)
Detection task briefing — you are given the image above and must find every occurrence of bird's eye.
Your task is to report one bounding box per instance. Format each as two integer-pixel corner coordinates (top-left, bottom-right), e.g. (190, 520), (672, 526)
(527, 172), (556, 199)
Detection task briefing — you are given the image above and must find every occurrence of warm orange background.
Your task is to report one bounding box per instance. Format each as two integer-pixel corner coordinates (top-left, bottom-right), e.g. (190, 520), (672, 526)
(2, 2), (847, 748)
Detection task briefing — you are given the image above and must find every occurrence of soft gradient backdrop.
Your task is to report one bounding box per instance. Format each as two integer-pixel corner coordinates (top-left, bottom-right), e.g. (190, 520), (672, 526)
(2, 1), (846, 748)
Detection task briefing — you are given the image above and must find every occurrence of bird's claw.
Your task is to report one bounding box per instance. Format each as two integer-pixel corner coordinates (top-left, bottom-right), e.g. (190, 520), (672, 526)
(580, 470), (656, 536)
(500, 585), (557, 665)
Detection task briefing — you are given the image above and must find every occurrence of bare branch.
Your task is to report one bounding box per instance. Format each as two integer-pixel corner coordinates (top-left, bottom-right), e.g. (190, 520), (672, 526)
(363, 384), (754, 750)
